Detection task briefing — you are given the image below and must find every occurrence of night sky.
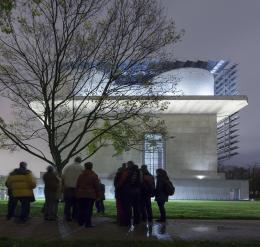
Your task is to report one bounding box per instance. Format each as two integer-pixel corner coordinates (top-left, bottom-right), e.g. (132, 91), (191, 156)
(0, 0), (259, 170)
(162, 0), (260, 166)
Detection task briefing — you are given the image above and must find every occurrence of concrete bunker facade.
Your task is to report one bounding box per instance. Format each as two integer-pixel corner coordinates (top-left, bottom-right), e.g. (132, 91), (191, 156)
(60, 65), (249, 200)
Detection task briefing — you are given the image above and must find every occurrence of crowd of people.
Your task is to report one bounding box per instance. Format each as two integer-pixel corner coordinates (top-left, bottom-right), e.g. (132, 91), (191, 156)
(115, 161), (174, 226)
(5, 158), (173, 227)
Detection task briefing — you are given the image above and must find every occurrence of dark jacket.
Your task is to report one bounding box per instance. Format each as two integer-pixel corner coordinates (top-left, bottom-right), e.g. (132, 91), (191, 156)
(119, 165), (141, 197)
(43, 171), (61, 199)
(76, 169), (100, 199)
(142, 173), (155, 197)
(114, 167), (125, 198)
(155, 176), (168, 203)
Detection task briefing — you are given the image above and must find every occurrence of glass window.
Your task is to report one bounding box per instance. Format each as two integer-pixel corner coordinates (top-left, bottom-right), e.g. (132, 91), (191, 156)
(143, 133), (165, 176)
(37, 187), (44, 197)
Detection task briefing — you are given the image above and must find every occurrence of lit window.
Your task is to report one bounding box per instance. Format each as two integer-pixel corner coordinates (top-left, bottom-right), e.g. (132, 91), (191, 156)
(143, 133), (165, 176)
(37, 187), (44, 197)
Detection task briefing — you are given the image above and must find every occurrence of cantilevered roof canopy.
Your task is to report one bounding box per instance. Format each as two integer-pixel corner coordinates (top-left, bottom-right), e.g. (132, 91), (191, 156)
(73, 95), (248, 122)
(30, 95), (248, 123)
(156, 95), (248, 122)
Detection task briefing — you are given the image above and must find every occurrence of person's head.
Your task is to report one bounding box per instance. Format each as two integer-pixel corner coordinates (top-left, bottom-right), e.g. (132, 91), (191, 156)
(19, 161), (27, 170)
(84, 162), (93, 170)
(156, 168), (167, 178)
(141, 165), (149, 174)
(141, 164), (148, 171)
(74, 156), (82, 163)
(122, 163), (127, 169)
(127, 160), (135, 169)
(47, 165), (54, 173)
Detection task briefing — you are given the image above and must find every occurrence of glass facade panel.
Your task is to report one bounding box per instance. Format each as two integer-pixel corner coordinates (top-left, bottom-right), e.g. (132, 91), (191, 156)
(144, 133), (165, 176)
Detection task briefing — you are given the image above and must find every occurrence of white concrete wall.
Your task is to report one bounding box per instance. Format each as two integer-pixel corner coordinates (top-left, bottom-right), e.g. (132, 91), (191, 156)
(76, 114), (220, 180)
(32, 177), (249, 200)
(171, 179), (249, 200)
(161, 114), (220, 180)
(57, 113), (249, 200)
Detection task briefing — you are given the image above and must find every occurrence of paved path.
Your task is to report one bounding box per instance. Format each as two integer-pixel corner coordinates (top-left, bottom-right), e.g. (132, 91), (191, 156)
(1, 217), (260, 241)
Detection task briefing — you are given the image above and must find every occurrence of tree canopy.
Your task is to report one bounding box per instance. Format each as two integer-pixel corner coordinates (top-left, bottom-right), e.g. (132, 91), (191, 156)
(0, 0), (183, 173)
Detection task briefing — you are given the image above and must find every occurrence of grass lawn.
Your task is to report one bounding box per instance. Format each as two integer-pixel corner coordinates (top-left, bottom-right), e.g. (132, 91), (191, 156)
(1, 199), (260, 220)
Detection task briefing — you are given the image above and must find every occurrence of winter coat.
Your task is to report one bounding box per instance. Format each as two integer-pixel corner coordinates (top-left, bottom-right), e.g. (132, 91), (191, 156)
(155, 176), (169, 203)
(114, 168), (125, 198)
(6, 168), (36, 198)
(62, 162), (84, 188)
(43, 171), (61, 199)
(142, 173), (155, 198)
(119, 166), (141, 198)
(76, 170), (100, 199)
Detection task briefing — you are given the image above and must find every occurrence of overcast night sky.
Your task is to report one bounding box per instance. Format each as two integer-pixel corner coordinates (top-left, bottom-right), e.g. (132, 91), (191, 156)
(0, 0), (259, 171)
(162, 0), (260, 166)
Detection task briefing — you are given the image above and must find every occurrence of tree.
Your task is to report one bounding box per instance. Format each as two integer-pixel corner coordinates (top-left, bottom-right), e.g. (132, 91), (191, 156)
(0, 0), (182, 173)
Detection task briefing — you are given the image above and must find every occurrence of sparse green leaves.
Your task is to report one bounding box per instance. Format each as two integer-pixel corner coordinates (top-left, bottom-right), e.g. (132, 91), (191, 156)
(84, 20), (92, 30)
(0, 0), (14, 14)
(17, 16), (33, 33)
(32, 0), (42, 4)
(0, 25), (12, 34)
(32, 7), (42, 17)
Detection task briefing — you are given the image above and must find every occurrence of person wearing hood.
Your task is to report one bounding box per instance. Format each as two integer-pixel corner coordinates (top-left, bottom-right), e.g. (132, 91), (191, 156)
(6, 162), (36, 222)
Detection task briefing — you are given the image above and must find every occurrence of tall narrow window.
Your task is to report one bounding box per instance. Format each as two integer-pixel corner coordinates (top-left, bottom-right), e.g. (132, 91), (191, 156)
(144, 133), (165, 176)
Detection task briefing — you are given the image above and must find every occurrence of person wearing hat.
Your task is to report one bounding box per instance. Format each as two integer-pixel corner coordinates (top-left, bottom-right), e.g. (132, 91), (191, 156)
(43, 166), (61, 220)
(5, 162), (36, 222)
(76, 162), (100, 227)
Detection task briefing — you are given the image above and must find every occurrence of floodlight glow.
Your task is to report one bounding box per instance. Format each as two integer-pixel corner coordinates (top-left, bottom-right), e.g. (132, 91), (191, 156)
(197, 175), (205, 180)
(210, 60), (226, 74)
(152, 68), (215, 96)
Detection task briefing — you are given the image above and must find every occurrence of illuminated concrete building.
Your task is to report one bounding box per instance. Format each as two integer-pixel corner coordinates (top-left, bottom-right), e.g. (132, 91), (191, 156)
(0, 60), (249, 200)
(78, 60), (249, 200)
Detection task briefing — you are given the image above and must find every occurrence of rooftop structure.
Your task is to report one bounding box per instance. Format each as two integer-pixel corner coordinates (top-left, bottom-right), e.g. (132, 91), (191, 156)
(125, 60), (241, 162)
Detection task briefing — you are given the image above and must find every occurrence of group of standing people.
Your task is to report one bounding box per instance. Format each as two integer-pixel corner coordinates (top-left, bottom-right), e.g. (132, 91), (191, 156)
(5, 158), (105, 226)
(5, 158), (173, 227)
(114, 161), (171, 226)
(61, 158), (104, 227)
(47, 157), (105, 227)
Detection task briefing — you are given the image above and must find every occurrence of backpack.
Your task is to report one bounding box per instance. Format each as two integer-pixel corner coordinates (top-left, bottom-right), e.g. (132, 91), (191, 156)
(164, 179), (175, 196)
(128, 168), (141, 187)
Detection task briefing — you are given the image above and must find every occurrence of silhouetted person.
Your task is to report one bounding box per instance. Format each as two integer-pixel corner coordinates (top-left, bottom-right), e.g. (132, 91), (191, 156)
(114, 163), (126, 225)
(95, 179), (105, 214)
(140, 165), (155, 223)
(5, 162), (36, 223)
(76, 162), (100, 227)
(43, 166), (61, 221)
(5, 172), (15, 220)
(119, 161), (141, 226)
(155, 168), (169, 223)
(62, 156), (83, 221)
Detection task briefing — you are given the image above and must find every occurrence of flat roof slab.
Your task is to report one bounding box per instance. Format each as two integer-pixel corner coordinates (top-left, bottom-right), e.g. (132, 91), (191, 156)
(158, 95), (248, 122)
